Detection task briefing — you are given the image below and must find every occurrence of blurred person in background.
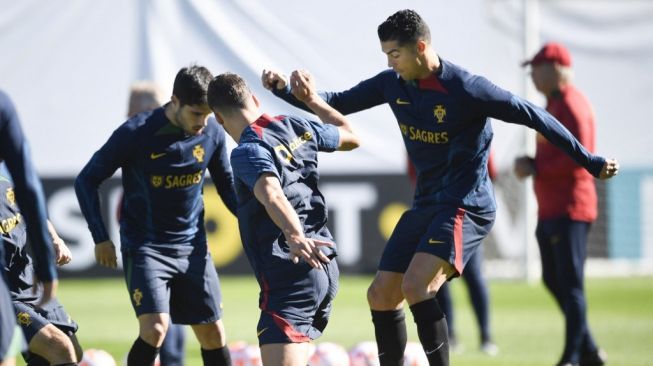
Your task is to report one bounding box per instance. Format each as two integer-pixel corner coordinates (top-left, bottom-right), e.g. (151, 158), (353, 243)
(122, 81), (187, 366)
(515, 42), (610, 366)
(75, 66), (237, 366)
(0, 89), (59, 366)
(1, 162), (82, 366)
(207, 71), (359, 366)
(263, 10), (619, 366)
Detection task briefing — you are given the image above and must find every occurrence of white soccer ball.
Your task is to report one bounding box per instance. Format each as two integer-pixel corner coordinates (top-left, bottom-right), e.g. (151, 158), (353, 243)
(79, 349), (117, 366)
(348, 341), (379, 366)
(309, 342), (350, 366)
(403, 342), (428, 366)
(229, 341), (262, 366)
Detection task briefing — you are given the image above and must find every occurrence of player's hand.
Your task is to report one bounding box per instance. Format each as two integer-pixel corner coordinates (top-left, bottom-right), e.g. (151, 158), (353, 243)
(289, 70), (318, 103)
(33, 277), (58, 308)
(261, 69), (288, 90)
(599, 158), (619, 179)
(95, 240), (118, 269)
(53, 235), (72, 266)
(287, 235), (333, 269)
(513, 156), (536, 179)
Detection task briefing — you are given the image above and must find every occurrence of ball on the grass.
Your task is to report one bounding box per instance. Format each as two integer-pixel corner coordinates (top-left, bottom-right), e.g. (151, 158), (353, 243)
(228, 341), (262, 366)
(403, 342), (428, 366)
(79, 349), (117, 366)
(348, 341), (379, 366)
(308, 342), (350, 366)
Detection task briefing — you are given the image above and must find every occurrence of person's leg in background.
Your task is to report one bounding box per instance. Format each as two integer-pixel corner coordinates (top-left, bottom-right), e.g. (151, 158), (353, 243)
(159, 323), (186, 366)
(461, 246), (497, 355)
(553, 219), (603, 366)
(434, 283), (458, 352)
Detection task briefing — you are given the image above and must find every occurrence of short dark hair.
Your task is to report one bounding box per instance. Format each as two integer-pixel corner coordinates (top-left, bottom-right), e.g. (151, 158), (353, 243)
(207, 73), (252, 113)
(172, 65), (213, 107)
(377, 9), (431, 45)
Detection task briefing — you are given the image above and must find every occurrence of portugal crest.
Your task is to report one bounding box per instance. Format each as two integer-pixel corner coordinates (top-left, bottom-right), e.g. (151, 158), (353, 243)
(434, 105), (446, 123)
(193, 144), (205, 163)
(17, 312), (32, 326)
(151, 175), (163, 188)
(6, 187), (15, 206)
(132, 288), (143, 307)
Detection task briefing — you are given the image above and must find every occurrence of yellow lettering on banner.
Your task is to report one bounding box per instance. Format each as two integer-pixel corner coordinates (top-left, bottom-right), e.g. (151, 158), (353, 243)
(203, 185), (241, 267)
(377, 203), (409, 241)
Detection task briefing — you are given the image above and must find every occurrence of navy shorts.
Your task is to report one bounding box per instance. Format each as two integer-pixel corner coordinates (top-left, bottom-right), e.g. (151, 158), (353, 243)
(1, 277), (23, 362)
(122, 245), (223, 324)
(255, 255), (339, 345)
(379, 205), (495, 276)
(13, 299), (78, 344)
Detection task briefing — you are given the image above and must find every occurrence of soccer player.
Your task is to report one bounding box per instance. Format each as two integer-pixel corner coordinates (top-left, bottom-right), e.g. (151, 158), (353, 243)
(262, 10), (619, 366)
(1, 163), (83, 366)
(0, 89), (59, 366)
(123, 81), (187, 366)
(207, 71), (359, 366)
(75, 65), (237, 366)
(515, 42), (608, 366)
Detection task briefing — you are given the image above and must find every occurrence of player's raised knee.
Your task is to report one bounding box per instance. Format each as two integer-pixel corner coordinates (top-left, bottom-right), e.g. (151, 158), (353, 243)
(31, 326), (77, 362)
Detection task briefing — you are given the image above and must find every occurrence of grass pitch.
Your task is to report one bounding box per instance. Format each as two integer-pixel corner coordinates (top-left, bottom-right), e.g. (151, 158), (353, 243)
(18, 275), (653, 365)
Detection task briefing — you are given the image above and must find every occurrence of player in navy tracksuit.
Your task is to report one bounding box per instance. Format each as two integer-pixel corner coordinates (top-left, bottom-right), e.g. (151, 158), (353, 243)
(75, 66), (238, 366)
(207, 72), (360, 366)
(1, 163), (83, 366)
(263, 10), (619, 366)
(0, 90), (59, 366)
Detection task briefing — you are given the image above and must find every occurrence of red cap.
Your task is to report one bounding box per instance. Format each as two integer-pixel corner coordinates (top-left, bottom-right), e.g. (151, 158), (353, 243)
(522, 42), (572, 67)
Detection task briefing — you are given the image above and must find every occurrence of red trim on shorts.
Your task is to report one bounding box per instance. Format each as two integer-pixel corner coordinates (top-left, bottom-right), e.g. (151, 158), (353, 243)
(453, 208), (466, 273)
(258, 274), (310, 342)
(268, 310), (311, 343)
(260, 275), (270, 310)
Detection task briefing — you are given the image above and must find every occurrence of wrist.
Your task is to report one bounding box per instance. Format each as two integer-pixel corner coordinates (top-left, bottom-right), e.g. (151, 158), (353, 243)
(285, 231), (305, 243)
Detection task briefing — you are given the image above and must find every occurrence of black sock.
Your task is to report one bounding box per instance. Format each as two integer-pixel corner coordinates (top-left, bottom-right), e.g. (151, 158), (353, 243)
(52, 364), (77, 366)
(371, 309), (407, 366)
(201, 346), (231, 366)
(409, 298), (449, 366)
(127, 337), (159, 366)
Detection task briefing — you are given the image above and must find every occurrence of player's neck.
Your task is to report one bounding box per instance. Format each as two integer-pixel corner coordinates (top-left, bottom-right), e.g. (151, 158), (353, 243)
(226, 109), (260, 142)
(416, 49), (441, 79)
(164, 103), (180, 128)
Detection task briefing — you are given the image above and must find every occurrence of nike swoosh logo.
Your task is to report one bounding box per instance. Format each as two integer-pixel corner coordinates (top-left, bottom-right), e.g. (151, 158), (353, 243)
(396, 98), (410, 105)
(150, 152), (166, 159)
(256, 327), (268, 337)
(425, 342), (446, 354)
(428, 239), (445, 244)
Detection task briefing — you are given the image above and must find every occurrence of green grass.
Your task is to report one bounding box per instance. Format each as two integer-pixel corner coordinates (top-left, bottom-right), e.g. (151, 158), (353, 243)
(18, 276), (653, 365)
